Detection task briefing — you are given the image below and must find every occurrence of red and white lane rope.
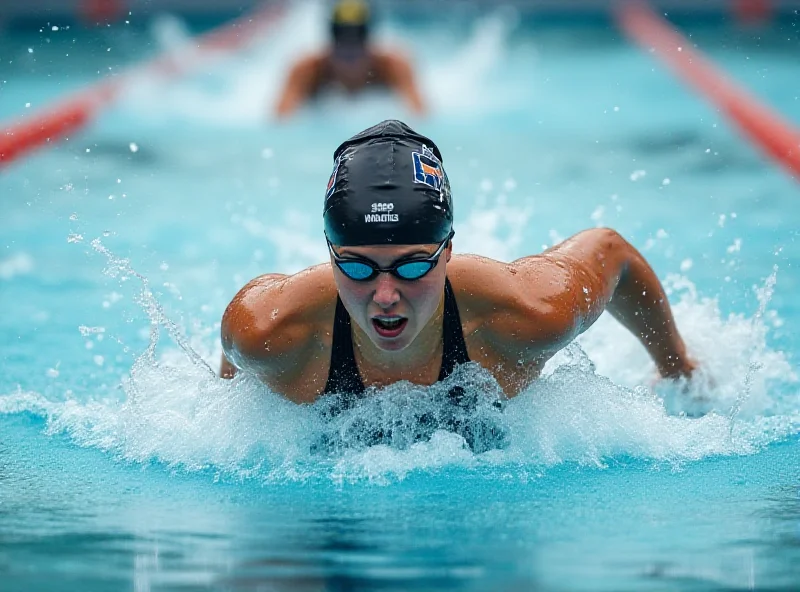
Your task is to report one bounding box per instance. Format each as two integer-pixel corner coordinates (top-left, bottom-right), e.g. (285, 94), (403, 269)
(0, 2), (285, 167)
(615, 1), (800, 179)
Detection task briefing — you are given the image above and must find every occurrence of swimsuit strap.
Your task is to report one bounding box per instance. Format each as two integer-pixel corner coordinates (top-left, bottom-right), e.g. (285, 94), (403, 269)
(323, 296), (366, 396)
(438, 277), (470, 380)
(322, 277), (470, 398)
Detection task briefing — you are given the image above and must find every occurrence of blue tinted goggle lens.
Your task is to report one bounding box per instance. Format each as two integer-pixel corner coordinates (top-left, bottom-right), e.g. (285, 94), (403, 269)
(336, 260), (435, 281)
(394, 261), (434, 279)
(337, 261), (375, 280)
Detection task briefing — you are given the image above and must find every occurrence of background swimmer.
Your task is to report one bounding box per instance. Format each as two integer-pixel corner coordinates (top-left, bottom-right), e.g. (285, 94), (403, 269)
(273, 0), (427, 119)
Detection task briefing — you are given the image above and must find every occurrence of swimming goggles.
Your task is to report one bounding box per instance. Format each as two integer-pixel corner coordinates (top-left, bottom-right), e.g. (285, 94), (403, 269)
(327, 231), (454, 281)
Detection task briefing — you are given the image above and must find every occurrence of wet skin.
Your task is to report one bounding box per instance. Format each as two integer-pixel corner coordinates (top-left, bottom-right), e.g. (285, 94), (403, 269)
(220, 228), (696, 403)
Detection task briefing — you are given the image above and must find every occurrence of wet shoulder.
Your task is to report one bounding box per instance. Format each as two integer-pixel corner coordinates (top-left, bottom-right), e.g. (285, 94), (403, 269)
(222, 264), (338, 361)
(234, 264), (337, 329)
(448, 252), (575, 310)
(447, 254), (529, 313)
(446, 253), (577, 348)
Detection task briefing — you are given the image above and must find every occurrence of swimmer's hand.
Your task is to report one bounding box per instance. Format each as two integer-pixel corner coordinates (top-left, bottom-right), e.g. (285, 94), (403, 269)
(657, 356), (698, 381)
(653, 356), (717, 417)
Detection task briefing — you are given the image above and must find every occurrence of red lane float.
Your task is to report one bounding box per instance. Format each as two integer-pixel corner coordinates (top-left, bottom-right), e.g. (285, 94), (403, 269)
(733, 0), (772, 25)
(0, 2), (284, 167)
(615, 1), (800, 180)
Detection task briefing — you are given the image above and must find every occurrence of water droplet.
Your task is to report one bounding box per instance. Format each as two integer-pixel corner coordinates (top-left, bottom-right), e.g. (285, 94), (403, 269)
(93, 355), (104, 366)
(102, 230), (111, 237)
(69, 213), (78, 220)
(79, 325), (106, 337)
(51, 25), (59, 31)
(67, 233), (83, 243)
(28, 48), (33, 53)
(726, 238), (742, 254)
(129, 142), (138, 153)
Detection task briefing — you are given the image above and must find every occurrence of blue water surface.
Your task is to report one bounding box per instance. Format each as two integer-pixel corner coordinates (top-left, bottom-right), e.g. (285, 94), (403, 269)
(2, 3), (800, 590)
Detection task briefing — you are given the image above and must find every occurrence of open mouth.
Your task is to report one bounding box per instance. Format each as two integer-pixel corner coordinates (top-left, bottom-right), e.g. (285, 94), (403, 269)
(372, 317), (408, 338)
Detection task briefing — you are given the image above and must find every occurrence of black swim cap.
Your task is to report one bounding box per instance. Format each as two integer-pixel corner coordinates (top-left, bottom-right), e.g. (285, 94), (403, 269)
(331, 0), (370, 44)
(323, 120), (454, 247)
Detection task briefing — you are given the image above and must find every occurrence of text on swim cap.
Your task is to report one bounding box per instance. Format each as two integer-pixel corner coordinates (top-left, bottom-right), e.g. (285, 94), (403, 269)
(365, 202), (398, 223)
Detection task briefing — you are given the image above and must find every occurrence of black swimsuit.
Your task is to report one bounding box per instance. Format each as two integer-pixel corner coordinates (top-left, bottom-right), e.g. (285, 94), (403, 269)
(323, 278), (470, 397)
(316, 278), (506, 453)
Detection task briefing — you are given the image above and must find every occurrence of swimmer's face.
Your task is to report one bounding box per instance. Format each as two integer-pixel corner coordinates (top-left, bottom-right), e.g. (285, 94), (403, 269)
(330, 241), (452, 352)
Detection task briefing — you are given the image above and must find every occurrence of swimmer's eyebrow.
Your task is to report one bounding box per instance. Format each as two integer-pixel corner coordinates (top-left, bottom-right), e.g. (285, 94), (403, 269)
(398, 248), (433, 259)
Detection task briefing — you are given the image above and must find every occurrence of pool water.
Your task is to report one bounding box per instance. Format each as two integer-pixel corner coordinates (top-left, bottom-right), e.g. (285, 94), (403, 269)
(2, 3), (800, 590)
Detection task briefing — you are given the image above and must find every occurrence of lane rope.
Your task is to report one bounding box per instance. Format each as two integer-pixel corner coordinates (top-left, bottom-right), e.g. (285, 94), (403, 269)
(615, 1), (800, 179)
(0, 2), (284, 166)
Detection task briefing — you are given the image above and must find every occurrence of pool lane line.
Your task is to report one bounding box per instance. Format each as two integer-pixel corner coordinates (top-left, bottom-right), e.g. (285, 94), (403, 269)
(614, 1), (800, 180)
(0, 2), (285, 167)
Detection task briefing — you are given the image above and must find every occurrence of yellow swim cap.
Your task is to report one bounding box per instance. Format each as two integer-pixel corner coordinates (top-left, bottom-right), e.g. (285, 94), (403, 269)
(331, 0), (370, 26)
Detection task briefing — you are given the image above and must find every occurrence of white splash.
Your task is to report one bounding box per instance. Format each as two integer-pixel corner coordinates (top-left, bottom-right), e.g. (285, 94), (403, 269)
(0, 247), (796, 485)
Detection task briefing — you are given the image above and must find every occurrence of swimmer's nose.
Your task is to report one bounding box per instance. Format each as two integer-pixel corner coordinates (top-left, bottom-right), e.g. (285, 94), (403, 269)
(372, 273), (400, 309)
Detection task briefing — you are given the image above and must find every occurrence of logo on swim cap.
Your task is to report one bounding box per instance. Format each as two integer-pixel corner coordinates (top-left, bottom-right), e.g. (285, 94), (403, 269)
(412, 145), (444, 192)
(325, 155), (341, 200)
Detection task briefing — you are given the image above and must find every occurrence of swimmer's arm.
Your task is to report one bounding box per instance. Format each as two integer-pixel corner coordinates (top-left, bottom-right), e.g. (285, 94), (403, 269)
(219, 268), (336, 398)
(528, 228), (695, 378)
(274, 56), (319, 119)
(220, 273), (292, 381)
(219, 353), (237, 379)
(379, 53), (426, 116)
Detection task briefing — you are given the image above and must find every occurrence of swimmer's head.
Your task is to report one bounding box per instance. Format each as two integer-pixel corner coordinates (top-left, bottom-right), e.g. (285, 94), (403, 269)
(323, 120), (455, 351)
(330, 0), (370, 50)
(323, 119), (454, 247)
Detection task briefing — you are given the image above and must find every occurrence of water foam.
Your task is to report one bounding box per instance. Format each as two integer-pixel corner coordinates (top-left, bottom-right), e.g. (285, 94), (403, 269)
(1, 241), (797, 485)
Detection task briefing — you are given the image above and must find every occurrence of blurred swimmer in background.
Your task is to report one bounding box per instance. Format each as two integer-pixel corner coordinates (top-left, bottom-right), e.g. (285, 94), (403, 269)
(274, 0), (427, 119)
